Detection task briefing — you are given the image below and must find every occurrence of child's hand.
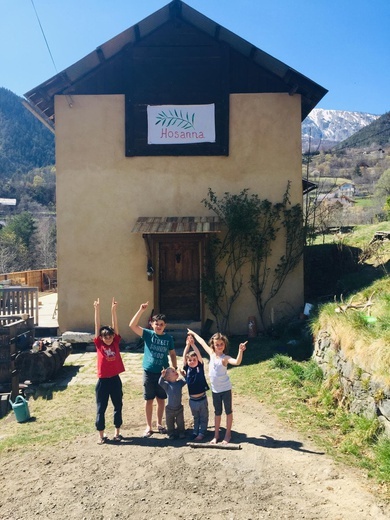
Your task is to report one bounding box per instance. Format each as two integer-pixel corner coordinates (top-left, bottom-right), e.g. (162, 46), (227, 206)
(239, 341), (248, 352)
(112, 297), (117, 309)
(186, 334), (195, 346)
(140, 302), (149, 311)
(161, 368), (166, 377)
(94, 298), (100, 309)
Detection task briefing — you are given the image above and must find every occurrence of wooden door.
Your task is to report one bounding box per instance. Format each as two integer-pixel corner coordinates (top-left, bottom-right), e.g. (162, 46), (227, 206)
(159, 238), (201, 321)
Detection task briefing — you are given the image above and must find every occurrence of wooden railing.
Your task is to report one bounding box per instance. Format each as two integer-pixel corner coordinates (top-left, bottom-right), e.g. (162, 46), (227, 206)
(0, 269), (57, 292)
(0, 287), (39, 325)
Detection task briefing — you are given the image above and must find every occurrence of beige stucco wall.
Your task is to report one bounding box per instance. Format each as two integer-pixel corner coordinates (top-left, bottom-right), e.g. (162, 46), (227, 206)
(55, 93), (303, 341)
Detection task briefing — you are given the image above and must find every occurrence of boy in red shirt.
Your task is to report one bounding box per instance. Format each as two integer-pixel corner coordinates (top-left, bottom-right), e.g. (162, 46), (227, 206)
(94, 297), (125, 444)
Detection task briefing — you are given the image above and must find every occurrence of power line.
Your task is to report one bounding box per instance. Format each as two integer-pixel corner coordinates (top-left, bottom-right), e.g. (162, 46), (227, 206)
(30, 0), (58, 74)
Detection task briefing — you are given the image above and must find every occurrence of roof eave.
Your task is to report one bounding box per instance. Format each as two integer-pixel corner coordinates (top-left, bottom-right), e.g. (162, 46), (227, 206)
(24, 0), (327, 127)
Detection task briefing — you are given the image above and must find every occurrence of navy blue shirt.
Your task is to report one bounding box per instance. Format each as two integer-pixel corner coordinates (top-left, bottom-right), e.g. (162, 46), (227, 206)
(184, 361), (209, 395)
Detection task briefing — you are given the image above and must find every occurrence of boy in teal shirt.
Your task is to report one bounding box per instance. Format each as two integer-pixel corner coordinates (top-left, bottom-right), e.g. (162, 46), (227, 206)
(130, 302), (177, 438)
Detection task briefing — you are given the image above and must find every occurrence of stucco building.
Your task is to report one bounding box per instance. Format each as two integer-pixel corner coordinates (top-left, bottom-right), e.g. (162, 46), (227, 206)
(25, 1), (327, 340)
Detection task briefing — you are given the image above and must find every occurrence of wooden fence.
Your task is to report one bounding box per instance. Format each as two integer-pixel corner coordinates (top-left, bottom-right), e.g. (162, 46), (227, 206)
(0, 288), (39, 325)
(0, 268), (57, 292)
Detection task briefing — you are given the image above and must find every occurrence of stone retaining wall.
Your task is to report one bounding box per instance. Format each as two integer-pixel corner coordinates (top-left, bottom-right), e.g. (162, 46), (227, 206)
(313, 330), (390, 437)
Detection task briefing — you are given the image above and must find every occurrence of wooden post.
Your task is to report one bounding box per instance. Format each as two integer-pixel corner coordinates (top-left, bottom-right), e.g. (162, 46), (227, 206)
(187, 442), (241, 450)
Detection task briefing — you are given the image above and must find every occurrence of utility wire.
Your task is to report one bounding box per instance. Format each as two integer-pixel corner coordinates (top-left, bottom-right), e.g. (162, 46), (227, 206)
(30, 0), (58, 74)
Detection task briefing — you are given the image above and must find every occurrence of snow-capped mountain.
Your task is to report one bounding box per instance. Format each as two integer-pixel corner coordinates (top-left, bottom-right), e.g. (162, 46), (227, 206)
(302, 109), (380, 152)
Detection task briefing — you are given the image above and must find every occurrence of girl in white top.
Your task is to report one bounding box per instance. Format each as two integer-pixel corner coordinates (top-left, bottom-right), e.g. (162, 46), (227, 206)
(188, 329), (247, 445)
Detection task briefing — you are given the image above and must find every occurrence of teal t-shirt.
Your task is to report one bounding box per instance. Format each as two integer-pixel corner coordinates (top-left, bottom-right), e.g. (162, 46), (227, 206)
(142, 328), (175, 373)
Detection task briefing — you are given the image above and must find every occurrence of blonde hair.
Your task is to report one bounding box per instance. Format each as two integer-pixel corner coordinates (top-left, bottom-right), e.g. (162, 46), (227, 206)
(164, 367), (177, 380)
(209, 332), (229, 354)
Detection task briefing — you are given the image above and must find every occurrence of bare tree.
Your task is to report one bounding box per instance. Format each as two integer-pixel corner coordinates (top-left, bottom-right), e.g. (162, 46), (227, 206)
(35, 217), (57, 268)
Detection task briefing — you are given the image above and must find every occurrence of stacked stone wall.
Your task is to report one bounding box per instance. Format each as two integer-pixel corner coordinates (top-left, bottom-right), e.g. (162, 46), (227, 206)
(313, 330), (390, 437)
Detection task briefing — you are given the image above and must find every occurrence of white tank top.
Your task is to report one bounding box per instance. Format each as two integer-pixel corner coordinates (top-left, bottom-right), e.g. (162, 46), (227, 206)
(209, 354), (232, 393)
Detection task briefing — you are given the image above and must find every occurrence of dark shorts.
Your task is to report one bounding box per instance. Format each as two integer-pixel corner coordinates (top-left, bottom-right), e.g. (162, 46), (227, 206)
(143, 370), (167, 401)
(212, 389), (232, 416)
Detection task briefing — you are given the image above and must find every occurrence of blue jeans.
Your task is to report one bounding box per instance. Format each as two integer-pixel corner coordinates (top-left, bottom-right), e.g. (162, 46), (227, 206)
(189, 395), (209, 436)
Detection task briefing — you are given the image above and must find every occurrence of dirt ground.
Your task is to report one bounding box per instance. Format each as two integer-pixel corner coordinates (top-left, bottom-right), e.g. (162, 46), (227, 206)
(0, 351), (389, 520)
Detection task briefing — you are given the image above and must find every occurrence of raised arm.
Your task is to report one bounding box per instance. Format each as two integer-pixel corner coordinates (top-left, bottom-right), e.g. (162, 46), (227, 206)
(94, 298), (100, 337)
(182, 334), (194, 367)
(182, 338), (191, 365)
(111, 297), (119, 335)
(187, 329), (213, 357)
(227, 341), (247, 366)
(188, 335), (204, 364)
(169, 349), (177, 370)
(129, 301), (148, 337)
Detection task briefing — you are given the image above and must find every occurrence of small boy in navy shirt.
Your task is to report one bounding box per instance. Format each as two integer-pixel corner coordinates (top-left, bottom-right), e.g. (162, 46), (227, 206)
(182, 334), (209, 441)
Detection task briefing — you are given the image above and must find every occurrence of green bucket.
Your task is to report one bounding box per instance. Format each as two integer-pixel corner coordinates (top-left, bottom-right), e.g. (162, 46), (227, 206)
(9, 395), (30, 423)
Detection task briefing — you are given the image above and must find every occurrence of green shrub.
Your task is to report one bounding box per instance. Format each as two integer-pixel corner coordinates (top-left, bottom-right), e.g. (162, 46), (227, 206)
(269, 354), (294, 369)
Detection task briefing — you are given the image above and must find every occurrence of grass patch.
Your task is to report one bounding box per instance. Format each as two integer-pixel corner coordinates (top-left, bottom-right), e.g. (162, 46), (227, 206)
(0, 383), (140, 455)
(0, 385), (95, 454)
(376, 438), (390, 482)
(341, 222), (390, 250)
(354, 197), (374, 208)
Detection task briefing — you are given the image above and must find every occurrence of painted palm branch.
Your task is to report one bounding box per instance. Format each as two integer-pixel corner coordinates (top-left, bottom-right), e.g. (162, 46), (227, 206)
(155, 109), (195, 129)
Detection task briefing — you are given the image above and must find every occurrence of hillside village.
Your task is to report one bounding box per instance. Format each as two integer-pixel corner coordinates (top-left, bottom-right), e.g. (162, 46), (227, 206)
(303, 121), (390, 233)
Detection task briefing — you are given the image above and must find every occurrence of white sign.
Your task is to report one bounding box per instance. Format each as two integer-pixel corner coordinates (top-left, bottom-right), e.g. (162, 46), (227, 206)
(147, 104), (216, 145)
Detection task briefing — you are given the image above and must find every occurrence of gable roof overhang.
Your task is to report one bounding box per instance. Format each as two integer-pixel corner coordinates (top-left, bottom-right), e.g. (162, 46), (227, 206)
(24, 0), (327, 130)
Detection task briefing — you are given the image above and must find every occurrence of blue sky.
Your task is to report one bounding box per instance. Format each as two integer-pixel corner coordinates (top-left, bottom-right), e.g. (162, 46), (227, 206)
(1, 0), (389, 115)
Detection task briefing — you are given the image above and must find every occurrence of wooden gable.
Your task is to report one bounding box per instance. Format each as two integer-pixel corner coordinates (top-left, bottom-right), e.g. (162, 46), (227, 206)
(24, 0), (328, 140)
(125, 17), (229, 156)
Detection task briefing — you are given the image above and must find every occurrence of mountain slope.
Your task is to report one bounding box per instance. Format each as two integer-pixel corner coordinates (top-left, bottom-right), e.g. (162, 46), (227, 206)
(0, 87), (54, 178)
(302, 108), (380, 152)
(334, 111), (390, 150)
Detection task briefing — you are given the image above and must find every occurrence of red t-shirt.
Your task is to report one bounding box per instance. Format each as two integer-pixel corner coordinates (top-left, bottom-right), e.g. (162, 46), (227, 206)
(94, 334), (125, 379)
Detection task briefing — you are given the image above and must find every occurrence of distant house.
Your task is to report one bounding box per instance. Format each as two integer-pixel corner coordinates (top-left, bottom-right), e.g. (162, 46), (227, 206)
(316, 192), (355, 208)
(336, 183), (355, 198)
(24, 0), (327, 339)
